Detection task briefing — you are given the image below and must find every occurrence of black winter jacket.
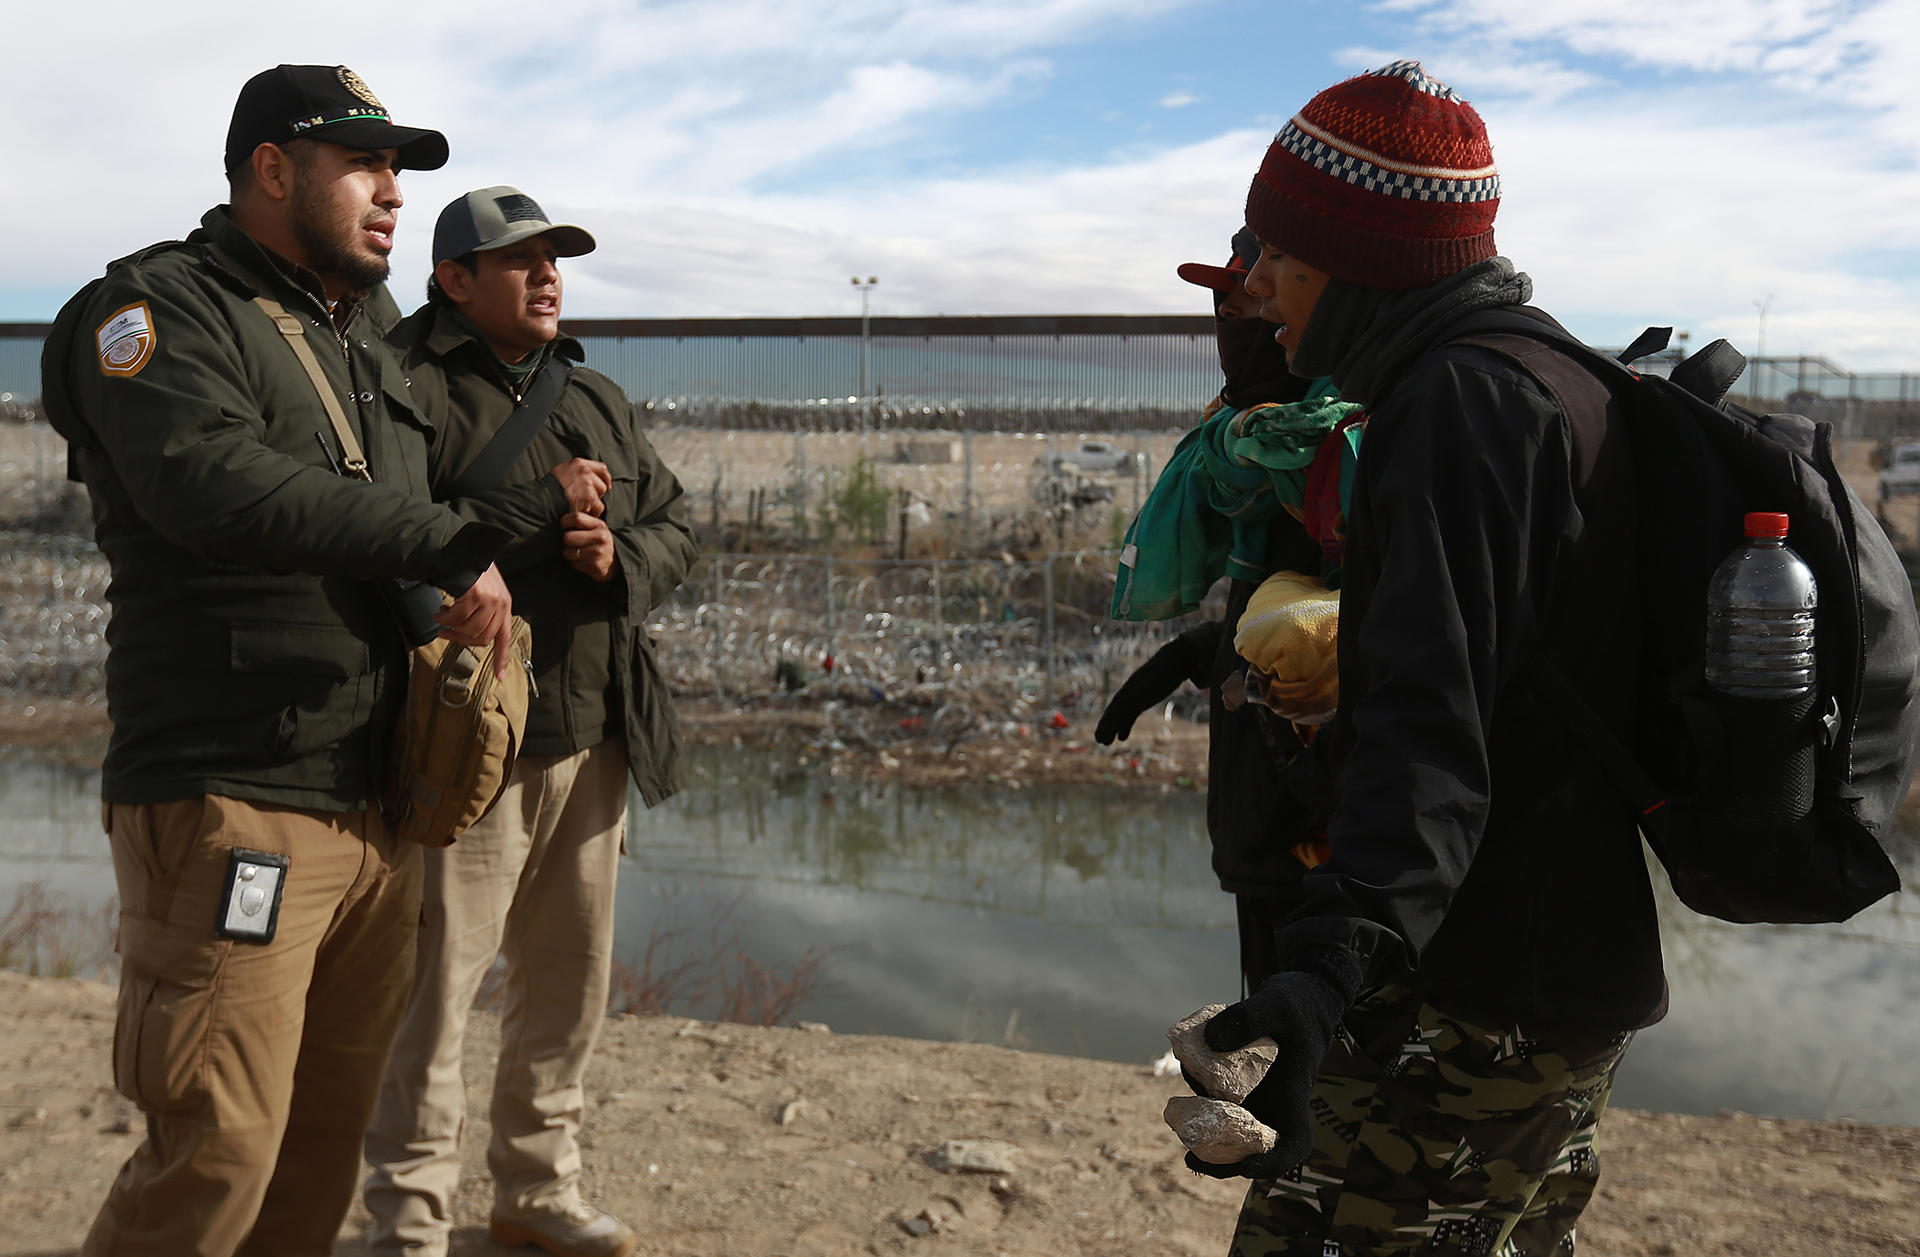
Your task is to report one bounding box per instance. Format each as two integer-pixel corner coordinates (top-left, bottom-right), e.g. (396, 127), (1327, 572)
(1277, 315), (1668, 1034)
(1180, 520), (1330, 899)
(41, 209), (501, 809)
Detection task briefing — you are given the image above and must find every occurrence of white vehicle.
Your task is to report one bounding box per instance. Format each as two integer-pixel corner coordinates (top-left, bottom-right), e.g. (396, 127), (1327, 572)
(1044, 439), (1135, 475)
(1879, 443), (1920, 499)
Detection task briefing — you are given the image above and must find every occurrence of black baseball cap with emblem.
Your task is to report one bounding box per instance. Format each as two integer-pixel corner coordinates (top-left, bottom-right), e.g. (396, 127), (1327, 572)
(224, 64), (449, 174)
(432, 186), (597, 264)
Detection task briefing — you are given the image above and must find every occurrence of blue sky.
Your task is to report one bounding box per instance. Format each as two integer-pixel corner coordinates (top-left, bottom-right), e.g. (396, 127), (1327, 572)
(7, 0), (1919, 368)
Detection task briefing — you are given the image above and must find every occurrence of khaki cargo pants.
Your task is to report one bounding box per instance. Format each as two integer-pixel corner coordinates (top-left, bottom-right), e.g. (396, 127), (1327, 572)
(1229, 982), (1633, 1257)
(84, 795), (422, 1257)
(363, 741), (628, 1251)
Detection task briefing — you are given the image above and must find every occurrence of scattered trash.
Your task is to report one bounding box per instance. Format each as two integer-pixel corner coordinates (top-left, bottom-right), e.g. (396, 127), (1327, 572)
(932, 1138), (1021, 1175)
(7, 1106), (47, 1131)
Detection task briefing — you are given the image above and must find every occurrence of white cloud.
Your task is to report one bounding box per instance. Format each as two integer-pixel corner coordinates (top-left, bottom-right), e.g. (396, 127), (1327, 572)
(1377, 0), (1851, 71)
(2, 0), (1190, 297)
(1487, 95), (1920, 363)
(1374, 0), (1920, 158)
(1334, 45), (1608, 103)
(6, 0), (1920, 372)
(552, 128), (1271, 320)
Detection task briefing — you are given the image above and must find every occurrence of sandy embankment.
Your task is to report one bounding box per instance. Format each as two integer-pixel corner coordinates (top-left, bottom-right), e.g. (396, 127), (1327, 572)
(1, 972), (1916, 1257)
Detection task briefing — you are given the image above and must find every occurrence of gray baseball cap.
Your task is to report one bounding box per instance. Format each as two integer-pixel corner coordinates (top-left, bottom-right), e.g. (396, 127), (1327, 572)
(431, 186), (596, 265)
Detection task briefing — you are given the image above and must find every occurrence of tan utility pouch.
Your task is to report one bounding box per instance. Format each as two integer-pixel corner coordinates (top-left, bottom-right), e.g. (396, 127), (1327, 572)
(248, 294), (536, 847)
(384, 613), (535, 847)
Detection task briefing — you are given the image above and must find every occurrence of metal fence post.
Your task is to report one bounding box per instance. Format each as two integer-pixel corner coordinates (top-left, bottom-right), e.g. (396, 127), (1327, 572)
(962, 428), (974, 544)
(825, 551), (836, 671)
(711, 556), (725, 699)
(794, 429), (808, 545)
(931, 558), (944, 679)
(1042, 553), (1056, 713)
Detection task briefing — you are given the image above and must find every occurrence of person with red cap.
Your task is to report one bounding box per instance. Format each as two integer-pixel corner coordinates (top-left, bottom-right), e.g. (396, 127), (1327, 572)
(1097, 227), (1354, 997)
(1168, 62), (1653, 1256)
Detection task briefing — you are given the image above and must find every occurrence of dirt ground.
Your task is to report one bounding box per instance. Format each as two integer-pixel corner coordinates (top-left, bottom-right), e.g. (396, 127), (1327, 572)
(1, 972), (1916, 1257)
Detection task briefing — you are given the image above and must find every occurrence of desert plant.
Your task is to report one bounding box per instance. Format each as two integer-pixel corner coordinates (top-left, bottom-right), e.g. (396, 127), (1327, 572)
(0, 882), (117, 978)
(819, 455), (893, 544)
(604, 890), (829, 1027)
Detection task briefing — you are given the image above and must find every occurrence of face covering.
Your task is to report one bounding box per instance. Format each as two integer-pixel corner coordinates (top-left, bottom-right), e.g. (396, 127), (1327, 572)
(1216, 311), (1304, 409)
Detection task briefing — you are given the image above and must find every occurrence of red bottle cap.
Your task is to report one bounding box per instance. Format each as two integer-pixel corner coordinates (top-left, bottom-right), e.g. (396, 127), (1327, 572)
(1745, 511), (1789, 539)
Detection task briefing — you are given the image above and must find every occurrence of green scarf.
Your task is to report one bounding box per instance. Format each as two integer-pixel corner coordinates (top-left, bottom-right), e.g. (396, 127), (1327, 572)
(1111, 378), (1359, 621)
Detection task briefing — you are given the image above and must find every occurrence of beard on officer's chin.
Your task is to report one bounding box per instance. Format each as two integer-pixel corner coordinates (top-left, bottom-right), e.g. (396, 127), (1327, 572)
(290, 182), (392, 296)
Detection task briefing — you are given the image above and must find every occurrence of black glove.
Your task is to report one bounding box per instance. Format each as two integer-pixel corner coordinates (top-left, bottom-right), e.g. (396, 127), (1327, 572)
(1095, 623), (1218, 745)
(1184, 944), (1365, 1181)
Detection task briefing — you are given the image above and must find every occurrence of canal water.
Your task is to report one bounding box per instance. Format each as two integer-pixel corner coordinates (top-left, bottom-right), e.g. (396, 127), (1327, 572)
(4, 747), (1916, 1126)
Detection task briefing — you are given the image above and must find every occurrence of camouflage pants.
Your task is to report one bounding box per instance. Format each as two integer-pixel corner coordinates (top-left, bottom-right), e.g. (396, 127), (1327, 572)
(1228, 983), (1633, 1257)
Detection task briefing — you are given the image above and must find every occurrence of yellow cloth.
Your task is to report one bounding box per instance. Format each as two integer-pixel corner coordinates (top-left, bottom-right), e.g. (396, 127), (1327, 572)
(1233, 571), (1340, 724)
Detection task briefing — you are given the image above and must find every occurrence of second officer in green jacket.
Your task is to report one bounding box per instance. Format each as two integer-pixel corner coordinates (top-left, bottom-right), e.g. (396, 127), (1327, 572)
(363, 187), (695, 1257)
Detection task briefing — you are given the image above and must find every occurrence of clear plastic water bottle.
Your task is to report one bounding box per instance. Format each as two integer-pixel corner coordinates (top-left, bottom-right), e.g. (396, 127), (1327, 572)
(1703, 512), (1817, 699)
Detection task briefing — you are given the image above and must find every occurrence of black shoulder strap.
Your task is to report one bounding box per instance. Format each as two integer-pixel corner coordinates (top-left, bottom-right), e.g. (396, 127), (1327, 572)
(1445, 310), (1670, 829)
(1445, 306), (1621, 358)
(1446, 314), (1618, 490)
(440, 357), (574, 500)
(1530, 657), (1678, 853)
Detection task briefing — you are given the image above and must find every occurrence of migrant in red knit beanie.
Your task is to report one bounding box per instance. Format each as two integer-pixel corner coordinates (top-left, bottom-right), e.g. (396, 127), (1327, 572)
(1245, 61), (1499, 290)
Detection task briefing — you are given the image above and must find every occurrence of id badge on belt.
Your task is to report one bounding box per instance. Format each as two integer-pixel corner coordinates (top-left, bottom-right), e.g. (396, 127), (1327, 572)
(216, 849), (288, 944)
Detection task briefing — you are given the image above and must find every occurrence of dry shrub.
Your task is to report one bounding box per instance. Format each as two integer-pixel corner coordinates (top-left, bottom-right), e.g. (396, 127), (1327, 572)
(461, 885), (829, 1029)
(0, 882), (117, 978)
(607, 889), (829, 1028)
(604, 910), (714, 1018)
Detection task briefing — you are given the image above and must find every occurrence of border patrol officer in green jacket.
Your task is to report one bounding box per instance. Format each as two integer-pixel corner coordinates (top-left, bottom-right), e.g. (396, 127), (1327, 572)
(38, 65), (516, 1257)
(364, 187), (695, 1257)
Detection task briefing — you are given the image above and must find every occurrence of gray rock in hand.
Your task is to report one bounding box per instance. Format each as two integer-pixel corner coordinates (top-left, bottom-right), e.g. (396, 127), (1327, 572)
(1167, 1003), (1277, 1103)
(1163, 1095), (1278, 1164)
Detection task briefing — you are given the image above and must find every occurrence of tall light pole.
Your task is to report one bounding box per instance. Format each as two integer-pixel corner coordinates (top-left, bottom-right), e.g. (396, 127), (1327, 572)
(852, 276), (878, 450)
(1751, 293), (1774, 406)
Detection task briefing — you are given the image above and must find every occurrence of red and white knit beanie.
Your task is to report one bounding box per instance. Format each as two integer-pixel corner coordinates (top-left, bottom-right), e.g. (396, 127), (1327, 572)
(1245, 61), (1499, 290)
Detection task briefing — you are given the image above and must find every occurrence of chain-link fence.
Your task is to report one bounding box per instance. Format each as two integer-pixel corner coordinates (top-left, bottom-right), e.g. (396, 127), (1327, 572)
(0, 389), (1205, 730)
(0, 534), (109, 700)
(654, 551), (1199, 731)
(0, 536), (1203, 738)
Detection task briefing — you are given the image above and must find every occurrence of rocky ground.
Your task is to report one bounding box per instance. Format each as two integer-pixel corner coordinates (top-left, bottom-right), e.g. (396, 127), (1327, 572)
(1, 972), (1916, 1257)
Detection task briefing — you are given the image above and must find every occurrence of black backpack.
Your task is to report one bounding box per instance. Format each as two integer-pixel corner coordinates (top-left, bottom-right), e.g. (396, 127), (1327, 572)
(1452, 309), (1920, 924)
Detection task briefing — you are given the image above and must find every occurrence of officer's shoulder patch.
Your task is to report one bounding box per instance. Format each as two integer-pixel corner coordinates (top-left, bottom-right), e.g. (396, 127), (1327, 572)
(96, 301), (156, 378)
